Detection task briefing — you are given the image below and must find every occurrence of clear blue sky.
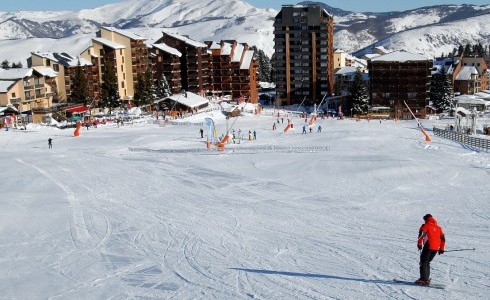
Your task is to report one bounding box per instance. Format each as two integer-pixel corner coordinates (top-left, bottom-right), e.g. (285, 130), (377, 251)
(2, 0), (489, 12)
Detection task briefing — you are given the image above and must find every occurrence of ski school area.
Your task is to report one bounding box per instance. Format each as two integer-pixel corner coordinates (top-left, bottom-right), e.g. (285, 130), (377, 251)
(0, 105), (489, 299)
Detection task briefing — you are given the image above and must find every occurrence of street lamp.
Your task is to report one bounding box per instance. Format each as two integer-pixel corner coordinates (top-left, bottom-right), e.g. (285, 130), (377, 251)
(351, 108), (353, 118)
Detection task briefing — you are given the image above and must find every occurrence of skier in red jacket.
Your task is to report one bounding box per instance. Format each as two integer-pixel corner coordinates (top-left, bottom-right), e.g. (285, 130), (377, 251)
(416, 214), (446, 285)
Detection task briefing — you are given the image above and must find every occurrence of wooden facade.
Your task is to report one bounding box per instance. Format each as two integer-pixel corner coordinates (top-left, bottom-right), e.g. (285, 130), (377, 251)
(368, 51), (432, 119)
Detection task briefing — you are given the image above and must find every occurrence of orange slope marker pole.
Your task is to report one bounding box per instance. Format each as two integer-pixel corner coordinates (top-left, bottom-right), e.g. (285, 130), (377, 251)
(284, 124), (292, 133)
(74, 121), (82, 137)
(217, 134), (230, 151)
(308, 114), (317, 126)
(403, 101), (431, 142)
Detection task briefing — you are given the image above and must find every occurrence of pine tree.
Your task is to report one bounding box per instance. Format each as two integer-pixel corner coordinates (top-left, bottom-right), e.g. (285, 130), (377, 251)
(1, 59), (10, 69)
(253, 48), (272, 83)
(457, 45), (464, 56)
(144, 68), (155, 105)
(100, 58), (119, 114)
(156, 72), (171, 98)
(11, 61), (23, 68)
(349, 68), (369, 115)
(430, 69), (453, 113)
(71, 61), (89, 105)
(133, 72), (145, 106)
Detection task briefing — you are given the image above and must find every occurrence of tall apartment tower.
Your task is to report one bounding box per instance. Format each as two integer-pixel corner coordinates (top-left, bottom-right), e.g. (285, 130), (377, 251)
(81, 27), (150, 104)
(274, 5), (334, 106)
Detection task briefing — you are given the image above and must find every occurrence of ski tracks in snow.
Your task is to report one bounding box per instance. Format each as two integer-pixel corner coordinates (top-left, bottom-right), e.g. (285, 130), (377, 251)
(15, 158), (94, 250)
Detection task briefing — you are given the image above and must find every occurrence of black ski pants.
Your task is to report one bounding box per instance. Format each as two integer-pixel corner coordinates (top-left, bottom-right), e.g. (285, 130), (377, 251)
(419, 245), (437, 280)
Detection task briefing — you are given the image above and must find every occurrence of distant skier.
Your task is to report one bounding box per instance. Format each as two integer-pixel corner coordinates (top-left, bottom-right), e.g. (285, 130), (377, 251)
(200, 128), (204, 138)
(416, 214), (445, 285)
(253, 130), (257, 140)
(309, 127), (312, 133)
(317, 125), (322, 133)
(302, 125), (306, 134)
(272, 123), (276, 130)
(48, 138), (52, 149)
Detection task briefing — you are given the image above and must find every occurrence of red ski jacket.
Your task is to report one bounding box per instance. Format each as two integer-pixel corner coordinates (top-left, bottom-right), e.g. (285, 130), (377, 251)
(417, 216), (446, 251)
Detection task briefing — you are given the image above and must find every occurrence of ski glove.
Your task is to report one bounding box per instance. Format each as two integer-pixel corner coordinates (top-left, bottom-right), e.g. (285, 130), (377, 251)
(438, 249), (444, 255)
(417, 245), (422, 250)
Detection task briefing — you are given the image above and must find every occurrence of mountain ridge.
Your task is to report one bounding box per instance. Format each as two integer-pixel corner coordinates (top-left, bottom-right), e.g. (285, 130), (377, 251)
(0, 0), (488, 64)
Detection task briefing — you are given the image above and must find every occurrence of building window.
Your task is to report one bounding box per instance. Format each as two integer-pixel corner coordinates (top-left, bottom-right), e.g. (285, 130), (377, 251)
(121, 81), (125, 88)
(121, 65), (124, 72)
(382, 93), (390, 98)
(122, 57), (125, 64)
(46, 60), (51, 66)
(11, 92), (16, 97)
(53, 64), (59, 72)
(120, 49), (123, 55)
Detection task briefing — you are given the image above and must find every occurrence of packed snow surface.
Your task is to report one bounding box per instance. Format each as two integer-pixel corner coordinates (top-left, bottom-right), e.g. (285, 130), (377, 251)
(0, 111), (489, 299)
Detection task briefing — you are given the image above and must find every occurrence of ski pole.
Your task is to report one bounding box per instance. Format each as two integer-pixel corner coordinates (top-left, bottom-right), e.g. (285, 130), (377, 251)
(444, 248), (476, 252)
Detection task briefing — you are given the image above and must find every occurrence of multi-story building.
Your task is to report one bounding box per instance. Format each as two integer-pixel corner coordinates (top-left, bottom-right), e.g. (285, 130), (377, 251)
(156, 31), (211, 95)
(0, 68), (56, 123)
(206, 40), (258, 103)
(81, 26), (150, 105)
(453, 56), (488, 95)
(29, 52), (98, 103)
(368, 50), (432, 119)
(273, 5), (334, 106)
(150, 43), (183, 95)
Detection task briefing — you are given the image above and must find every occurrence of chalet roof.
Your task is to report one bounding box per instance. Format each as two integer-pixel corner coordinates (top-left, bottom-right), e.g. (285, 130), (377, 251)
(31, 51), (92, 67)
(0, 80), (16, 93)
(0, 68), (33, 80)
(32, 67), (58, 78)
(221, 43), (232, 56)
(92, 37), (126, 50)
(240, 50), (254, 70)
(161, 31), (207, 48)
(102, 26), (146, 40)
(0, 106), (19, 114)
(232, 44), (244, 63)
(152, 43), (182, 57)
(370, 50), (428, 62)
(154, 91), (209, 109)
(363, 54), (380, 59)
(455, 66), (479, 81)
(334, 49), (345, 53)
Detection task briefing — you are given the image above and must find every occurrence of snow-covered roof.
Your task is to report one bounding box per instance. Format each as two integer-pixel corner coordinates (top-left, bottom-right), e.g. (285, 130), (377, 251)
(363, 54), (381, 59)
(102, 26), (146, 41)
(370, 50), (429, 62)
(152, 43), (182, 57)
(373, 46), (390, 54)
(221, 43), (232, 56)
(232, 44), (244, 63)
(334, 49), (345, 53)
(92, 37), (126, 50)
(154, 91), (209, 109)
(32, 67), (58, 78)
(335, 66), (357, 76)
(162, 31), (207, 48)
(31, 52), (92, 67)
(0, 80), (16, 93)
(240, 50), (254, 70)
(455, 66), (479, 81)
(209, 42), (221, 50)
(0, 106), (19, 114)
(0, 68), (33, 80)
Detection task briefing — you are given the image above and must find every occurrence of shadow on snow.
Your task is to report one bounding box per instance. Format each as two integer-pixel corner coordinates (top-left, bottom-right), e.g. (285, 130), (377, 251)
(230, 268), (400, 285)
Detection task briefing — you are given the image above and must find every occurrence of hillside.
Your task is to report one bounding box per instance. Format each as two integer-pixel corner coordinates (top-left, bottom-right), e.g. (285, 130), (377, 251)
(0, 0), (489, 63)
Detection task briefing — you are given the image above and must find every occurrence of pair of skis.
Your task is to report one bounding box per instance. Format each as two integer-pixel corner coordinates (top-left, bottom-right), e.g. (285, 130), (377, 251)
(393, 279), (445, 289)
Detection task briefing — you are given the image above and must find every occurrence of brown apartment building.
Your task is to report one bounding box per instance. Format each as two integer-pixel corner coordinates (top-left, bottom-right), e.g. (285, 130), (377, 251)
(368, 50), (433, 119)
(150, 43), (183, 95)
(81, 26), (150, 105)
(29, 52), (99, 103)
(156, 31), (211, 95)
(206, 40), (258, 103)
(273, 5), (334, 106)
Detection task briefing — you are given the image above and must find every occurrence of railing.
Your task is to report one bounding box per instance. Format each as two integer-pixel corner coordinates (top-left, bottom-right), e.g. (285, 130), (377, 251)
(433, 127), (490, 152)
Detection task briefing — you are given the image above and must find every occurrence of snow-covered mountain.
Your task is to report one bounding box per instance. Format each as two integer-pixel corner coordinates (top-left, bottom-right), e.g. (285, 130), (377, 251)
(0, 0), (489, 64)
